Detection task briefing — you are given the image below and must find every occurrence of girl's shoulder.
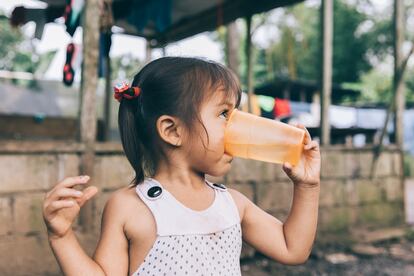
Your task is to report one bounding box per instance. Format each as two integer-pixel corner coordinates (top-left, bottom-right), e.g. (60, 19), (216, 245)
(226, 187), (249, 222)
(103, 185), (157, 241)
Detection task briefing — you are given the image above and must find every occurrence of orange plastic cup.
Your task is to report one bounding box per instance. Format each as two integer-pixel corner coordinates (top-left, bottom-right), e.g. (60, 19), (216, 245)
(224, 109), (305, 166)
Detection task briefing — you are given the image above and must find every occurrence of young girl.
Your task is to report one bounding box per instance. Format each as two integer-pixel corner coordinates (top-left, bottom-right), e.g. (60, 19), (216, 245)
(43, 57), (321, 275)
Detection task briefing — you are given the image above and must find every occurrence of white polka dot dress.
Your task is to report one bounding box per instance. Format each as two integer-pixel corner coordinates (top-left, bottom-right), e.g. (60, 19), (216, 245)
(131, 178), (242, 276)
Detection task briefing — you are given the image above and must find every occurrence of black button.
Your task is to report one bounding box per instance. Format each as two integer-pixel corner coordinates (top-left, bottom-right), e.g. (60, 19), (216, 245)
(213, 183), (226, 190)
(147, 186), (162, 198)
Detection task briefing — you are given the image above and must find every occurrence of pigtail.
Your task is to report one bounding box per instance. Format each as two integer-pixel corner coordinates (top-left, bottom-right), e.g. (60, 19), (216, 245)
(118, 98), (145, 185)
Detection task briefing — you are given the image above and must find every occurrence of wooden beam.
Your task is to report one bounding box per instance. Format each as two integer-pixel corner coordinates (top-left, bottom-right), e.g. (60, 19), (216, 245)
(226, 22), (240, 78)
(103, 32), (112, 142)
(320, 0), (333, 145)
(78, 0), (100, 232)
(145, 39), (152, 64)
(245, 15), (253, 113)
(148, 0), (304, 47)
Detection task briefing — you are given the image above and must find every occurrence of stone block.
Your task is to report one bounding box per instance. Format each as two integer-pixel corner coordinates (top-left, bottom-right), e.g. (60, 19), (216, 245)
(13, 193), (46, 234)
(345, 179), (358, 206)
(260, 162), (280, 182)
(392, 152), (403, 176)
(319, 179), (345, 207)
(318, 206), (349, 232)
(226, 158), (260, 183)
(92, 155), (135, 190)
(0, 234), (61, 275)
(256, 181), (293, 212)
(358, 152), (373, 178)
(353, 179), (383, 204)
(56, 154), (80, 182)
(0, 197), (13, 235)
(375, 152), (393, 177)
(354, 203), (404, 227)
(344, 152), (360, 178)
(382, 177), (403, 202)
(226, 183), (255, 202)
(359, 152), (393, 178)
(321, 151), (346, 178)
(0, 155), (58, 193)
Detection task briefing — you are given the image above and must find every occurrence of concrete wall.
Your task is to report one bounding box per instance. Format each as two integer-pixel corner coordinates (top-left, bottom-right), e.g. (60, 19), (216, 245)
(0, 142), (405, 275)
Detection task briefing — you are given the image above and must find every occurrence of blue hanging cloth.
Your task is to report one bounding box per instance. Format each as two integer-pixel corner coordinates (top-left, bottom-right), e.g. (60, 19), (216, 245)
(98, 32), (112, 78)
(63, 0), (85, 37)
(126, 0), (172, 33)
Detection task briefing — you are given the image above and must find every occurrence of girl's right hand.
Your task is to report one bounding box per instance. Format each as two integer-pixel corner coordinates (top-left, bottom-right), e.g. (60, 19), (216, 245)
(42, 175), (98, 240)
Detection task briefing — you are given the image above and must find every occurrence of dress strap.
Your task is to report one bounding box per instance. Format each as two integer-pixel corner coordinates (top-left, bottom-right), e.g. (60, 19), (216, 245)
(205, 179), (227, 191)
(135, 178), (240, 236)
(135, 178), (164, 201)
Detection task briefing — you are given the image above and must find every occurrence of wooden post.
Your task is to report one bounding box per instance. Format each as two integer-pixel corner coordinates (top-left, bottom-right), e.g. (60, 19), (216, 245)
(226, 21), (240, 78)
(145, 39), (152, 64)
(245, 15), (253, 113)
(78, 0), (100, 232)
(320, 0), (333, 145)
(393, 0), (405, 148)
(369, 0), (412, 178)
(103, 32), (112, 141)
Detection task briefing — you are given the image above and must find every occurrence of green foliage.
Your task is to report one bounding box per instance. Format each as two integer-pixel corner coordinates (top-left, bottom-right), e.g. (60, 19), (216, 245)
(0, 15), (36, 73)
(259, 1), (393, 85)
(359, 69), (392, 104)
(110, 53), (143, 82)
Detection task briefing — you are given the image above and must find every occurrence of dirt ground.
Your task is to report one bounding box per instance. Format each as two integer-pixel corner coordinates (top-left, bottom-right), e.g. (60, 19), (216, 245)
(241, 236), (414, 276)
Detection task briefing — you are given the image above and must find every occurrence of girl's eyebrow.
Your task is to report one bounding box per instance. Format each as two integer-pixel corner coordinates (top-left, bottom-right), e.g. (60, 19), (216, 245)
(217, 101), (234, 107)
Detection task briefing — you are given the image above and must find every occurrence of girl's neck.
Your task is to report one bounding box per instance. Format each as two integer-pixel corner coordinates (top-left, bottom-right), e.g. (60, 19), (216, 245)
(153, 163), (206, 192)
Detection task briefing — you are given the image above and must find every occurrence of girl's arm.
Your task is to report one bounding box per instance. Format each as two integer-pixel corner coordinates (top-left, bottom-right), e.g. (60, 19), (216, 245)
(235, 124), (321, 264)
(43, 176), (129, 275)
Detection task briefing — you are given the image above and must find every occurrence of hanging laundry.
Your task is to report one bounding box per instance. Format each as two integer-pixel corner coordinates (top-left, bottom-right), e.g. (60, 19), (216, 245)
(10, 6), (64, 26)
(10, 6), (64, 39)
(100, 0), (114, 32)
(258, 95), (275, 119)
(98, 32), (112, 78)
(355, 108), (387, 129)
(404, 110), (414, 155)
(329, 105), (357, 128)
(126, 0), (172, 33)
(63, 0), (85, 37)
(274, 98), (291, 118)
(290, 101), (311, 114)
(63, 43), (76, 86)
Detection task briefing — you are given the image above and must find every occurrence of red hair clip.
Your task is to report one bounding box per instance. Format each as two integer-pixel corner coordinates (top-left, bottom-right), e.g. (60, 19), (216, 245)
(113, 81), (141, 102)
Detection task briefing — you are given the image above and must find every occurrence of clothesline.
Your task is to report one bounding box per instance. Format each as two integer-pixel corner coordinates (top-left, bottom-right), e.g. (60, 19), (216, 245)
(240, 92), (414, 154)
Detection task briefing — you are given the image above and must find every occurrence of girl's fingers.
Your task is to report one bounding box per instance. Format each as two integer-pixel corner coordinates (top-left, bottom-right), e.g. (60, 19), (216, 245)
(304, 141), (319, 151)
(78, 186), (99, 207)
(45, 200), (76, 214)
(49, 188), (84, 201)
(57, 175), (90, 189)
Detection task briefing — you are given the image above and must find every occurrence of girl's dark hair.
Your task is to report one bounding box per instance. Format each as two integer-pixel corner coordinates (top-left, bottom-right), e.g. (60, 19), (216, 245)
(118, 57), (241, 186)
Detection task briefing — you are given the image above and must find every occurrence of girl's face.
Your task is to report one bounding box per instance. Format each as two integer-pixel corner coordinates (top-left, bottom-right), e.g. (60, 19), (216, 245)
(186, 88), (237, 177)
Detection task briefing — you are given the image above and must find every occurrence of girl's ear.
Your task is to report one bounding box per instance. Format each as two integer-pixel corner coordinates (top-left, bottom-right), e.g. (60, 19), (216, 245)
(156, 115), (184, 147)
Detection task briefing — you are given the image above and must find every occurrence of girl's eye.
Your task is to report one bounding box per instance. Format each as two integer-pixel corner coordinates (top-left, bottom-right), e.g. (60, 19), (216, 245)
(219, 110), (229, 119)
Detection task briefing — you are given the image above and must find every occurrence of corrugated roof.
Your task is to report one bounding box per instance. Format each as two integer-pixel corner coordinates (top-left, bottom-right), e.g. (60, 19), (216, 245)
(36, 0), (304, 47)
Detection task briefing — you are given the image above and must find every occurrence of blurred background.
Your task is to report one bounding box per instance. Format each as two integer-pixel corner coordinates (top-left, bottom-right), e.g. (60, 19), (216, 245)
(1, 0), (414, 275)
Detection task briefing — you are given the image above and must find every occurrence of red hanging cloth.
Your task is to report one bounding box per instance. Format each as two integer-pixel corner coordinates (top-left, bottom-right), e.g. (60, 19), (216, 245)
(274, 98), (291, 118)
